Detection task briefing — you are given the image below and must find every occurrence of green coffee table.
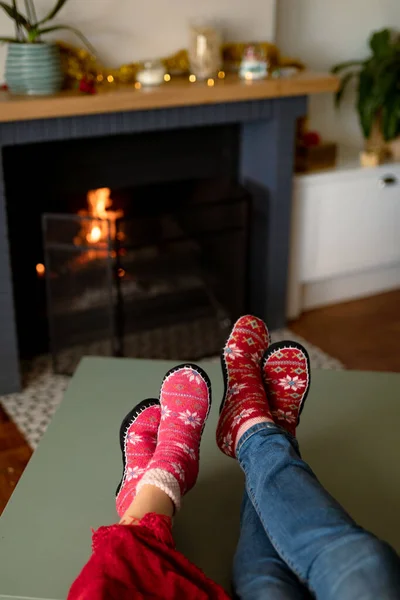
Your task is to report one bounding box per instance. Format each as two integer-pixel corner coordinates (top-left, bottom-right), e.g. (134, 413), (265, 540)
(1, 358), (399, 599)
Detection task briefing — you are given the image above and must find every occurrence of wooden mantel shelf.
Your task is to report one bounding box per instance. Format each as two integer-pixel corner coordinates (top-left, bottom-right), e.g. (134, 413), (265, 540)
(0, 71), (338, 123)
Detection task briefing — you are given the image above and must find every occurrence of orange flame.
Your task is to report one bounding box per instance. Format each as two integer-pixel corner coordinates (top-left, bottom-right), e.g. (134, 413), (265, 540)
(86, 225), (102, 244)
(75, 188), (124, 247)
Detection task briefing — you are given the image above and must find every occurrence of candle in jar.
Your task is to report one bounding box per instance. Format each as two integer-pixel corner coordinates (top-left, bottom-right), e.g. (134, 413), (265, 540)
(136, 60), (166, 86)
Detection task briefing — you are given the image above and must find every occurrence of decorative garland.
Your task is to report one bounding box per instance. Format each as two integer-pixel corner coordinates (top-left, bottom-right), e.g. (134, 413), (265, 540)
(57, 41), (303, 90)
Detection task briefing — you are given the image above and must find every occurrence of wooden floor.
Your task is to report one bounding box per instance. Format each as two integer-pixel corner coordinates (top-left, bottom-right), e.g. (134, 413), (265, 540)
(1, 289), (399, 515)
(0, 407), (32, 516)
(290, 289), (400, 372)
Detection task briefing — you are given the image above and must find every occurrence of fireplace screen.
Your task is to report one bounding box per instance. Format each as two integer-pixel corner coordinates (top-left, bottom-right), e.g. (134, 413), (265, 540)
(43, 184), (249, 374)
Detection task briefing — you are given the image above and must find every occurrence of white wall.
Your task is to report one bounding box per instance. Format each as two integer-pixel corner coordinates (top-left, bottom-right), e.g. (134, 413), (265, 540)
(0, 0), (276, 81)
(276, 0), (400, 148)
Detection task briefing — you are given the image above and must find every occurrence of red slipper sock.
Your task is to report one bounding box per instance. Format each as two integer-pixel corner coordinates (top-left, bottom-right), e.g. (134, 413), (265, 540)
(137, 364), (211, 511)
(216, 315), (273, 458)
(116, 399), (161, 518)
(262, 341), (311, 437)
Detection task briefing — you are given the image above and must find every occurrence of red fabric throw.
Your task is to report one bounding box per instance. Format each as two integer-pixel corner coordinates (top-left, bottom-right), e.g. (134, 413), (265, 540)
(68, 513), (231, 600)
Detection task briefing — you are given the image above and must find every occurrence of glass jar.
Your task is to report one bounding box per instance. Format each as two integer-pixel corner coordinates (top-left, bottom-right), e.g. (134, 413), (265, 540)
(188, 24), (222, 80)
(136, 60), (166, 87)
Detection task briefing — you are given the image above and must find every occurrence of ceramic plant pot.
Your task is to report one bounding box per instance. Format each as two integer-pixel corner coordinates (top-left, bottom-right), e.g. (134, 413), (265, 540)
(5, 42), (63, 95)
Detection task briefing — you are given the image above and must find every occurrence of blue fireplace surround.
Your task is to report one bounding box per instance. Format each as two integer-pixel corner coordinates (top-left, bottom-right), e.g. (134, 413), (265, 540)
(0, 94), (307, 393)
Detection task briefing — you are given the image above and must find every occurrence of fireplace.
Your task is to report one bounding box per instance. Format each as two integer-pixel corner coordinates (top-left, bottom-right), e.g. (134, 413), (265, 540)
(0, 88), (310, 393)
(4, 125), (249, 372)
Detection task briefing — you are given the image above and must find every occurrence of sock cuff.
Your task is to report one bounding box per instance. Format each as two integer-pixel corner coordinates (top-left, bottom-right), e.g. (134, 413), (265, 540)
(137, 468), (182, 511)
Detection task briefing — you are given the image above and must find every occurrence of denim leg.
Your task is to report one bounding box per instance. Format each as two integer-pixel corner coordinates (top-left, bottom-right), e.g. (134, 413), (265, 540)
(237, 423), (400, 600)
(233, 490), (310, 600)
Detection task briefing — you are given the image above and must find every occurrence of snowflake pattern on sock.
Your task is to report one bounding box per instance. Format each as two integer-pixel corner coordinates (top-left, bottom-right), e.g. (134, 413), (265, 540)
(141, 364), (211, 502)
(116, 400), (161, 518)
(262, 341), (310, 437)
(216, 315), (273, 458)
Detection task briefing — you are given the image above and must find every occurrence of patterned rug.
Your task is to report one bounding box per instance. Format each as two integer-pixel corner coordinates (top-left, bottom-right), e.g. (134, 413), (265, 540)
(0, 329), (343, 449)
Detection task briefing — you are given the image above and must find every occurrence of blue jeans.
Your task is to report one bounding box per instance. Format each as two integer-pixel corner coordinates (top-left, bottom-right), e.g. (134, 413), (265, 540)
(233, 423), (400, 600)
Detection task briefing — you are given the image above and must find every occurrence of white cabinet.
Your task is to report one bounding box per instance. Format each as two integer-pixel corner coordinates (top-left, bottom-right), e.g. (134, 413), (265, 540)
(288, 150), (400, 317)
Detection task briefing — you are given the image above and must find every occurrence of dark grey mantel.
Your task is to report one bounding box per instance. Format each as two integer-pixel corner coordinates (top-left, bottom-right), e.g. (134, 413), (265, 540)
(0, 95), (307, 393)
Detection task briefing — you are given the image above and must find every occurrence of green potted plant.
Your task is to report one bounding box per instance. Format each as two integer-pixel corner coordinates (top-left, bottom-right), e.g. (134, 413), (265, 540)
(0, 0), (94, 95)
(332, 28), (400, 161)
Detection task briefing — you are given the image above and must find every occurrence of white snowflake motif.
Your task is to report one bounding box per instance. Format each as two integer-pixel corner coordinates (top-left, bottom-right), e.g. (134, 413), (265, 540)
(272, 409), (296, 424)
(182, 369), (202, 385)
(171, 462), (185, 481)
(221, 432), (233, 453)
(278, 375), (306, 392)
(126, 466), (145, 481)
(232, 408), (257, 426)
(161, 405), (172, 421)
(250, 351), (262, 364)
(230, 382), (248, 395)
(224, 343), (244, 360)
(178, 410), (202, 428)
(127, 432), (143, 445)
(176, 442), (196, 459)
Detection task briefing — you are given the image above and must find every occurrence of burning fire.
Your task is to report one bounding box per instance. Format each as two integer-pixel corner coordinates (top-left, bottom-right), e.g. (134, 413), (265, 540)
(75, 188), (123, 247)
(36, 189), (125, 278)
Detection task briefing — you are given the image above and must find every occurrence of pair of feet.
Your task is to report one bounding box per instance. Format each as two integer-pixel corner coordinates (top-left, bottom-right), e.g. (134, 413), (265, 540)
(116, 315), (310, 518)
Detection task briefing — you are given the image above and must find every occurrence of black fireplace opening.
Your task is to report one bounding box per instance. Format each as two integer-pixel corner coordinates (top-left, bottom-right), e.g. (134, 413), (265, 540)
(3, 124), (251, 372)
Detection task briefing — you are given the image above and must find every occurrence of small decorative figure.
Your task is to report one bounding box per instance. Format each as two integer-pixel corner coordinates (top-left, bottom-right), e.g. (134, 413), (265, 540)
(239, 45), (268, 81)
